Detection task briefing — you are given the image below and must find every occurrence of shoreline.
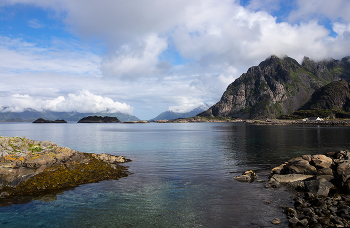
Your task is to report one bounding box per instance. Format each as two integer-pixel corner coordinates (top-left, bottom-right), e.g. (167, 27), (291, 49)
(264, 150), (350, 227)
(247, 119), (350, 126)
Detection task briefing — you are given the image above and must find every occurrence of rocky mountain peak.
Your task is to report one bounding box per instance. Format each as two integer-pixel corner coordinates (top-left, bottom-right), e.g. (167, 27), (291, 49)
(198, 55), (350, 119)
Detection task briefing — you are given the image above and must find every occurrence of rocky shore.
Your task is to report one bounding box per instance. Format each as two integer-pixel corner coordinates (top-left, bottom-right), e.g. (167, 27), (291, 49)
(154, 116), (240, 123)
(0, 136), (130, 198)
(265, 150), (350, 227)
(248, 119), (350, 126)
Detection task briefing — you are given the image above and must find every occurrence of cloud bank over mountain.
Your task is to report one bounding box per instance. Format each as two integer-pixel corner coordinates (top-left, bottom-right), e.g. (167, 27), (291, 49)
(0, 0), (350, 119)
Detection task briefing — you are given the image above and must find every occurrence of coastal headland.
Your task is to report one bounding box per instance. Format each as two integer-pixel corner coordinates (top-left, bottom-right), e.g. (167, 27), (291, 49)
(0, 136), (130, 198)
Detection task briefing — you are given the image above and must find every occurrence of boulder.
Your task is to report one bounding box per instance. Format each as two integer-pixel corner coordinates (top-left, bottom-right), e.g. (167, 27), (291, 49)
(304, 178), (334, 197)
(271, 163), (286, 175)
(234, 170), (257, 182)
(337, 161), (350, 182)
(281, 157), (317, 175)
(317, 168), (333, 175)
(311, 155), (333, 169)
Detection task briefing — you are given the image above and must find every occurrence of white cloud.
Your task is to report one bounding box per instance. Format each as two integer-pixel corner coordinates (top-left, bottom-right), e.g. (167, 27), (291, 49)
(28, 19), (45, 28)
(289, 0), (350, 23)
(1, 90), (134, 114)
(101, 34), (168, 79)
(0, 36), (102, 76)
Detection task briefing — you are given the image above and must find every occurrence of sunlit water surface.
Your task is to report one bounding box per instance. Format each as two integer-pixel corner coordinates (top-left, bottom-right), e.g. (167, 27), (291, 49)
(0, 122), (349, 227)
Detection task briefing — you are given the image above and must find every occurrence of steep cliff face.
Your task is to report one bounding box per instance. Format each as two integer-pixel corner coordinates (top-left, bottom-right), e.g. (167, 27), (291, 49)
(198, 55), (350, 119)
(300, 79), (350, 111)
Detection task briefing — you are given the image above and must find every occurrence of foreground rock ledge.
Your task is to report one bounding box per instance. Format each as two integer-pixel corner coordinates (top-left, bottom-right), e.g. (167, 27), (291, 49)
(267, 150), (350, 227)
(0, 136), (130, 198)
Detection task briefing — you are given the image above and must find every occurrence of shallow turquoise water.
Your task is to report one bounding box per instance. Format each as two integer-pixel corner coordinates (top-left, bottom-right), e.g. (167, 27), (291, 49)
(0, 122), (349, 227)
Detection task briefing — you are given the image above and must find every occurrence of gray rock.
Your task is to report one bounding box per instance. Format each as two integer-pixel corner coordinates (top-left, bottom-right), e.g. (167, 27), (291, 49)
(337, 161), (350, 182)
(311, 155), (333, 169)
(317, 168), (333, 176)
(288, 217), (299, 227)
(234, 170), (257, 182)
(265, 180), (281, 188)
(270, 174), (313, 183)
(282, 157), (317, 175)
(271, 218), (281, 225)
(298, 218), (308, 226)
(234, 175), (252, 182)
(0, 192), (9, 198)
(304, 178), (334, 197)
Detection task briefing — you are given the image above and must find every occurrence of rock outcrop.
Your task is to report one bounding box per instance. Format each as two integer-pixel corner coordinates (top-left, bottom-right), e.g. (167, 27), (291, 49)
(0, 136), (130, 198)
(299, 79), (350, 111)
(198, 55), (350, 119)
(267, 150), (350, 227)
(33, 118), (67, 123)
(234, 170), (257, 182)
(77, 116), (120, 123)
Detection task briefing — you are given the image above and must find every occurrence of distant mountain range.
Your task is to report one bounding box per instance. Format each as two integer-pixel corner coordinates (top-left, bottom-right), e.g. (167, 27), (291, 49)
(0, 109), (140, 122)
(198, 55), (350, 119)
(150, 104), (211, 121)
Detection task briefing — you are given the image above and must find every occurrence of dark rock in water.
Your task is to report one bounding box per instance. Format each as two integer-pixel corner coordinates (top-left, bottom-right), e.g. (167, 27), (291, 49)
(33, 118), (67, 123)
(77, 115), (120, 123)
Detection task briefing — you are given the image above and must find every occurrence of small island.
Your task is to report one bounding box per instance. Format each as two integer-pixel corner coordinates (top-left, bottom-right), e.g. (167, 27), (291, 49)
(33, 118), (67, 123)
(0, 136), (130, 198)
(77, 116), (121, 123)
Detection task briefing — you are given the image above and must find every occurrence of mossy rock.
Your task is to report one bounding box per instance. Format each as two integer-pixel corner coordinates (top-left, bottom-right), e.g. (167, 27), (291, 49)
(0, 153), (130, 197)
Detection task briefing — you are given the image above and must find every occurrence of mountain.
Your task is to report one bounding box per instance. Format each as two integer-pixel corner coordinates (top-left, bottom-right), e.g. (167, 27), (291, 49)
(150, 104), (211, 121)
(0, 110), (140, 122)
(300, 79), (350, 111)
(198, 55), (350, 119)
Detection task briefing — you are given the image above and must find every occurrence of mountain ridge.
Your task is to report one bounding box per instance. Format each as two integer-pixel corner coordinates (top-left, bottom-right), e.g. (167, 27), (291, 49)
(150, 104), (211, 121)
(198, 55), (350, 119)
(0, 110), (139, 122)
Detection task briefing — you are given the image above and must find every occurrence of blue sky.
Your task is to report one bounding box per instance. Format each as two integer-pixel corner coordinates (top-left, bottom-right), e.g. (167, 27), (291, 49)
(0, 0), (349, 119)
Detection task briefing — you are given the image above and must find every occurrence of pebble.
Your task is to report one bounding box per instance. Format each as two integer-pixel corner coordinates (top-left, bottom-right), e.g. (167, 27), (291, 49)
(271, 218), (280, 225)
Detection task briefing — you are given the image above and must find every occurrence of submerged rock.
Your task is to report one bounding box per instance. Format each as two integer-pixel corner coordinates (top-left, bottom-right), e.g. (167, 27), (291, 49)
(0, 136), (130, 198)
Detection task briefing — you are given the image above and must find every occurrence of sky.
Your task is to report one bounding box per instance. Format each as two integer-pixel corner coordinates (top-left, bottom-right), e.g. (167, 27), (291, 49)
(0, 0), (350, 120)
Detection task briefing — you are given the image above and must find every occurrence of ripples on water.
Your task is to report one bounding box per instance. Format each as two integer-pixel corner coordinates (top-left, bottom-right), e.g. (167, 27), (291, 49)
(0, 122), (349, 227)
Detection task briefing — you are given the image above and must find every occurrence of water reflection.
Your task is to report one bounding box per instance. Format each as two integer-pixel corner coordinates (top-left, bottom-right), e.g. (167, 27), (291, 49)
(214, 123), (350, 171)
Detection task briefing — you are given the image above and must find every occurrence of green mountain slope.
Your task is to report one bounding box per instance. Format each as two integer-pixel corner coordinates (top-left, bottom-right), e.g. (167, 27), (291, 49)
(198, 55), (350, 119)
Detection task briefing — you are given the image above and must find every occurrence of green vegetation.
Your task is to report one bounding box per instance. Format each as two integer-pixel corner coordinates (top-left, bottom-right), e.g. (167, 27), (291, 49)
(29, 144), (42, 152)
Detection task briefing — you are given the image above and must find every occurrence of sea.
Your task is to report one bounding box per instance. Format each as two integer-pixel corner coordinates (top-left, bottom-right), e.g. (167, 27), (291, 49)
(0, 122), (349, 228)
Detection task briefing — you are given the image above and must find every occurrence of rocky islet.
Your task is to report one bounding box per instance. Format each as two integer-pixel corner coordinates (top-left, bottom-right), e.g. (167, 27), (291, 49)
(0, 136), (130, 198)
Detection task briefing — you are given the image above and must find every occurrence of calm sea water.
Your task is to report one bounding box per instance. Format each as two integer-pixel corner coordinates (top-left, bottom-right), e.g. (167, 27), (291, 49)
(0, 122), (349, 227)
